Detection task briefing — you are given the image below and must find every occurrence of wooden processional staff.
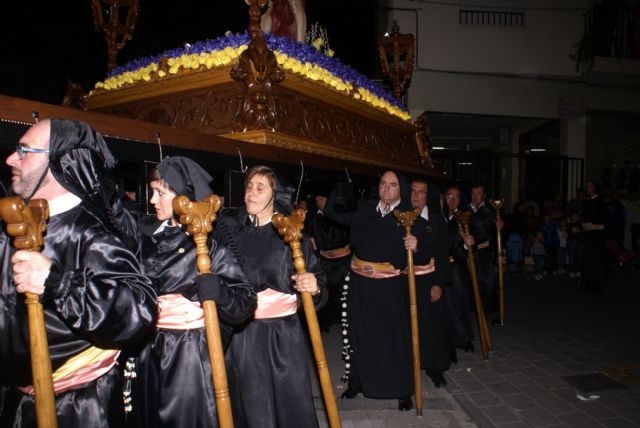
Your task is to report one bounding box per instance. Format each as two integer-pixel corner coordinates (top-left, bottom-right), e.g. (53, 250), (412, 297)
(172, 194), (234, 428)
(454, 211), (491, 361)
(0, 196), (57, 428)
(393, 208), (423, 417)
(488, 199), (505, 326)
(272, 209), (342, 428)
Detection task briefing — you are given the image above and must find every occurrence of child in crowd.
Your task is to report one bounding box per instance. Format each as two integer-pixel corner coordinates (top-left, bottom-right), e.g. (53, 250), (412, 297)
(539, 214), (560, 274)
(557, 218), (568, 274)
(567, 211), (583, 279)
(531, 231), (546, 280)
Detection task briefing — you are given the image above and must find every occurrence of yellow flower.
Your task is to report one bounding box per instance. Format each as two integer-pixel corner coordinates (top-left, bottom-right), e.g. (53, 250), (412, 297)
(326, 49), (334, 58)
(312, 38), (324, 50)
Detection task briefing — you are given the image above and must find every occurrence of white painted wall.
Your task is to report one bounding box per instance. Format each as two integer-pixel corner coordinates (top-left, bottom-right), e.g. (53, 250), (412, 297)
(382, 0), (640, 119)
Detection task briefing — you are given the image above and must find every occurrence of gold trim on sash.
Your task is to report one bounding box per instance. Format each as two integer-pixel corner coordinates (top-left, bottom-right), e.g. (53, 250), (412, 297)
(402, 258), (436, 275)
(351, 255), (400, 278)
(320, 245), (351, 259)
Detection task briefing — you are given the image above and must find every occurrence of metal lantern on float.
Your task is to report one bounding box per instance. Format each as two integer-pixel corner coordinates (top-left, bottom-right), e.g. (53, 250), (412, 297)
(378, 20), (415, 102)
(91, 0), (140, 72)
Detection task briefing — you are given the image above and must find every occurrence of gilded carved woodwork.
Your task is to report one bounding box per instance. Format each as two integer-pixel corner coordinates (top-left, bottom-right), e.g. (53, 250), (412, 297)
(96, 82), (417, 165)
(230, 0), (285, 131)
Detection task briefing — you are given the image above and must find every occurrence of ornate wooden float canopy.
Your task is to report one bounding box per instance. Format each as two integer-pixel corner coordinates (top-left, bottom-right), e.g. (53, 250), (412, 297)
(83, 1), (436, 177)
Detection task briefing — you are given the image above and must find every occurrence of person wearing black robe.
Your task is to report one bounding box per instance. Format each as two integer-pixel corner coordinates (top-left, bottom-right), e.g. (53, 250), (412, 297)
(129, 157), (256, 428)
(215, 165), (327, 428)
(409, 178), (454, 388)
(318, 170), (429, 411)
(0, 119), (156, 427)
(308, 196), (351, 331)
(581, 180), (609, 293)
(467, 184), (498, 313)
(442, 185), (475, 351)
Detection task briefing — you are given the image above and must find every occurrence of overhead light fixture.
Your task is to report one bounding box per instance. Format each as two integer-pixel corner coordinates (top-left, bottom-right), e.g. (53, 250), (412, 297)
(458, 162), (473, 166)
(530, 148), (546, 152)
(432, 146), (445, 150)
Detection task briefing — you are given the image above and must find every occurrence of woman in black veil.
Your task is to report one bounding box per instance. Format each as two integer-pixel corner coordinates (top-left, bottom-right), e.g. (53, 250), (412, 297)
(215, 165), (327, 428)
(129, 156), (256, 428)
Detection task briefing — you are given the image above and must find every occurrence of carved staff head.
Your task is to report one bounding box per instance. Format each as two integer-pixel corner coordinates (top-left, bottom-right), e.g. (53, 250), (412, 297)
(272, 208), (305, 243)
(272, 208), (306, 274)
(173, 194), (221, 236)
(393, 208), (421, 234)
(488, 199), (504, 219)
(0, 196), (49, 251)
(173, 194), (221, 274)
(454, 210), (472, 235)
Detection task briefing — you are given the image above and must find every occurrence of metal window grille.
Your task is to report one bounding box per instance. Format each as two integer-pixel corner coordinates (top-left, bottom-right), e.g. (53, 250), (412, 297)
(460, 10), (525, 27)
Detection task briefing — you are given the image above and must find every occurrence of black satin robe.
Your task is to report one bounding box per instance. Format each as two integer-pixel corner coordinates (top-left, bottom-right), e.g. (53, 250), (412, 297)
(443, 212), (474, 349)
(0, 204), (157, 428)
(413, 207), (454, 376)
(130, 223), (256, 428)
(467, 204), (497, 310)
(582, 195), (609, 292)
(307, 211), (351, 326)
(323, 196), (428, 399)
(215, 208), (327, 428)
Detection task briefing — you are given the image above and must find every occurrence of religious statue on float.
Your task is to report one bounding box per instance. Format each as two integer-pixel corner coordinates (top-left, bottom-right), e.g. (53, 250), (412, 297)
(246, 0), (307, 42)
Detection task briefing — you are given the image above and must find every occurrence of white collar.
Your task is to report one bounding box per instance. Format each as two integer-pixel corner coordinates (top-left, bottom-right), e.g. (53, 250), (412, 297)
(48, 192), (82, 217)
(469, 202), (484, 213)
(153, 219), (176, 235)
(377, 199), (401, 216)
(249, 214), (273, 226)
(420, 205), (429, 221)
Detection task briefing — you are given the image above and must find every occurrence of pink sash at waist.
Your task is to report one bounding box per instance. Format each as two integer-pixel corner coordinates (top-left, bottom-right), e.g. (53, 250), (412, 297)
(254, 288), (298, 319)
(156, 293), (205, 330)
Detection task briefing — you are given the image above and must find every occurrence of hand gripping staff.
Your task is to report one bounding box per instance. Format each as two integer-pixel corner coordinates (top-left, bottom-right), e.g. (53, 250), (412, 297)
(488, 199), (505, 326)
(0, 196), (57, 428)
(453, 211), (492, 361)
(393, 208), (424, 417)
(272, 209), (342, 428)
(172, 194), (233, 428)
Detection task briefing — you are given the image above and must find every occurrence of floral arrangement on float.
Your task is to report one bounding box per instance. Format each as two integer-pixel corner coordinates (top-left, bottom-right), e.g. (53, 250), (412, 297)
(91, 31), (411, 122)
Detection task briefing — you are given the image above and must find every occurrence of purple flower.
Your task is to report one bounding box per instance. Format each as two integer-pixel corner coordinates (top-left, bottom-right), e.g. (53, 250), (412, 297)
(106, 32), (405, 111)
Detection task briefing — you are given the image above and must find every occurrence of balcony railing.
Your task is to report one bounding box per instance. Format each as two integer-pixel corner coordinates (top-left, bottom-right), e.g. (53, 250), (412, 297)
(582, 5), (638, 59)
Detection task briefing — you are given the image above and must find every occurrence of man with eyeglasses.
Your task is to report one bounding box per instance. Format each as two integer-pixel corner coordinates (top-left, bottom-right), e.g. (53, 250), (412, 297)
(317, 170), (429, 411)
(1, 119), (156, 426)
(443, 186), (475, 353)
(409, 178), (454, 388)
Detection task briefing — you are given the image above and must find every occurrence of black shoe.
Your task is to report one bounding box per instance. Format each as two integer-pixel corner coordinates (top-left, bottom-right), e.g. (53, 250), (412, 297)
(462, 343), (475, 352)
(429, 373), (447, 388)
(341, 387), (360, 399)
(398, 397), (413, 411)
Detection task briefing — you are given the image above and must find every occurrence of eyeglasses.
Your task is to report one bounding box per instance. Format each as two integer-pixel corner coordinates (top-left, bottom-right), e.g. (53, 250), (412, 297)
(14, 145), (49, 160)
(445, 194), (460, 200)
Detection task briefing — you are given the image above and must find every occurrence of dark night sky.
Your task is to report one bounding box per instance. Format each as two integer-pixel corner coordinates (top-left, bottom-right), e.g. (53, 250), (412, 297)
(0, 0), (379, 105)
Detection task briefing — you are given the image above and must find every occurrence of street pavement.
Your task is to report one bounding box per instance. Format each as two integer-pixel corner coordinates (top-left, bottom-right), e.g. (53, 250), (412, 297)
(311, 264), (640, 427)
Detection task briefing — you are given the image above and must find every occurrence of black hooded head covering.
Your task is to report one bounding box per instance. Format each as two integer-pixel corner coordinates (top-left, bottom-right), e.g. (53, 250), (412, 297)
(382, 170), (411, 210)
(48, 119), (116, 199)
(273, 175), (295, 216)
(156, 156), (214, 201)
(47, 119), (138, 249)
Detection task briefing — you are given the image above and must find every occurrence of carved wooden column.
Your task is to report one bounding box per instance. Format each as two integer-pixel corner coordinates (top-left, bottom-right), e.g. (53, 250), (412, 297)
(415, 111), (435, 168)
